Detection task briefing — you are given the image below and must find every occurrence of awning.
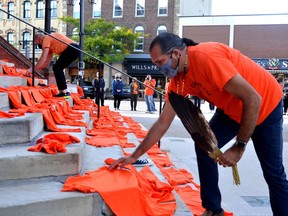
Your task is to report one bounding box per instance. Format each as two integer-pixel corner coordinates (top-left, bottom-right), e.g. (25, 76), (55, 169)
(125, 54), (164, 77)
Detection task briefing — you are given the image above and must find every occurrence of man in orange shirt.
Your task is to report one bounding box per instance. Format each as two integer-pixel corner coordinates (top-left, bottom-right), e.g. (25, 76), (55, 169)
(27, 32), (80, 97)
(110, 33), (288, 216)
(144, 74), (156, 114)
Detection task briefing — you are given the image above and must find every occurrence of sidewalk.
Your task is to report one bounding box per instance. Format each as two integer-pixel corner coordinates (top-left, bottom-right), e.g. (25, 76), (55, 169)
(103, 98), (288, 216)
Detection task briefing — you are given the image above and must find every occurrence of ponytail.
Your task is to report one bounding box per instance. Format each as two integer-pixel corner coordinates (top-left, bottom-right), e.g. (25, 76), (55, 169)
(182, 38), (199, 46)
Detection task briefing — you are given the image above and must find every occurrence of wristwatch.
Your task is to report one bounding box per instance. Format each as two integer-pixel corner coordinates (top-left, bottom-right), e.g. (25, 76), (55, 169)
(235, 140), (247, 150)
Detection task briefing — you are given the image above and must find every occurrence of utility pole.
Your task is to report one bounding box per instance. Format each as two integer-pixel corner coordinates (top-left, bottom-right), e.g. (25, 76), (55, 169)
(44, 0), (51, 34)
(78, 0), (85, 86)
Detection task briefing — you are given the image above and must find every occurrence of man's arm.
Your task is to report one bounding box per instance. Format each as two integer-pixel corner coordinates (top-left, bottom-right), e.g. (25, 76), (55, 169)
(27, 48), (53, 75)
(109, 102), (176, 169)
(220, 73), (261, 166)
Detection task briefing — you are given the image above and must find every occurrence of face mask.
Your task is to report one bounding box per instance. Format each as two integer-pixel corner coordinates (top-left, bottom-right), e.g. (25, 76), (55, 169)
(158, 57), (179, 78)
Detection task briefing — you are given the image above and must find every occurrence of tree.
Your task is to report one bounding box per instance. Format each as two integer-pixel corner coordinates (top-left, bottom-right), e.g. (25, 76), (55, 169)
(60, 17), (141, 69)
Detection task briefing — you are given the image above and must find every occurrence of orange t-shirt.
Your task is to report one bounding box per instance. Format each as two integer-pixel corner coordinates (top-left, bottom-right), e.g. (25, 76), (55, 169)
(144, 79), (156, 96)
(42, 33), (76, 55)
(167, 42), (282, 125)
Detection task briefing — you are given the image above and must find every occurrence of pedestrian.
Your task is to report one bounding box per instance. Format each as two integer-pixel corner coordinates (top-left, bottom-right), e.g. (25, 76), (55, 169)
(209, 103), (215, 112)
(112, 73), (123, 110)
(93, 72), (105, 106)
(129, 77), (139, 111)
(110, 32), (288, 216)
(27, 32), (80, 97)
(193, 96), (201, 108)
(144, 74), (156, 114)
(283, 80), (288, 115)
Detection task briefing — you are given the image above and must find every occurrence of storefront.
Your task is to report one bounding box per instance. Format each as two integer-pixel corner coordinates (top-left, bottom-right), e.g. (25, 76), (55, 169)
(124, 54), (166, 90)
(253, 58), (288, 83)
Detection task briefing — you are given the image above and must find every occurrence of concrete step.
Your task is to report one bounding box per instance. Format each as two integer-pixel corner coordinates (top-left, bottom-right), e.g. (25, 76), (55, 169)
(0, 110), (89, 181)
(0, 92), (9, 110)
(0, 180), (106, 216)
(0, 144), (83, 181)
(0, 113), (44, 145)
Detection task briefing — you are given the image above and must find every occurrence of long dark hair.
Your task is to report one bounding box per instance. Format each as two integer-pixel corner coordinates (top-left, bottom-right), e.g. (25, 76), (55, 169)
(149, 32), (198, 54)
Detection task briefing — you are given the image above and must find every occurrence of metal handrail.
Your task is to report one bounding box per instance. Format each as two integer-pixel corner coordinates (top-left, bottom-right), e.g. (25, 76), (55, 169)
(0, 8), (164, 118)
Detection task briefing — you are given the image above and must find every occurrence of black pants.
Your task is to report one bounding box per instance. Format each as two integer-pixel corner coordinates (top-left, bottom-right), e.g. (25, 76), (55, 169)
(95, 90), (105, 106)
(130, 94), (138, 110)
(113, 95), (122, 109)
(52, 43), (80, 91)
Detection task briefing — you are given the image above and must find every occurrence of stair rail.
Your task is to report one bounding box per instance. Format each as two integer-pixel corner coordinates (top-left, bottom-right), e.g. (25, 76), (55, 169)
(0, 8), (164, 146)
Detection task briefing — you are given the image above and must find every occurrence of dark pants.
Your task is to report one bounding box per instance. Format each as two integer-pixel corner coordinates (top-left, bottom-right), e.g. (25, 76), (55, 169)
(95, 90), (104, 106)
(195, 100), (288, 215)
(130, 94), (138, 110)
(113, 94), (121, 109)
(52, 43), (80, 91)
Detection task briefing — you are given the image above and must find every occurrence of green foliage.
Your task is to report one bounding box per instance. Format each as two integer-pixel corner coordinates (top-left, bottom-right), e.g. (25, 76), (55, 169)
(59, 16), (141, 64)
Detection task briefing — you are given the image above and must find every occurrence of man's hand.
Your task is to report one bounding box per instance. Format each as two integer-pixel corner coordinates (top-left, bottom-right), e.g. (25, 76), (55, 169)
(218, 143), (244, 167)
(26, 68), (32, 77)
(109, 156), (137, 170)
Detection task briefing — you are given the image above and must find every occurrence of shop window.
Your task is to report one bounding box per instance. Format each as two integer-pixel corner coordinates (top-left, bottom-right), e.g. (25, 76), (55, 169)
(113, 0), (123, 17)
(134, 26), (144, 52)
(36, 0), (44, 18)
(135, 0), (145, 17)
(158, 0), (168, 16)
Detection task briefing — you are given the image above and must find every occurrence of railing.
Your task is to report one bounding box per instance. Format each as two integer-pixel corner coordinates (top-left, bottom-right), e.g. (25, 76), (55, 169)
(0, 8), (164, 119)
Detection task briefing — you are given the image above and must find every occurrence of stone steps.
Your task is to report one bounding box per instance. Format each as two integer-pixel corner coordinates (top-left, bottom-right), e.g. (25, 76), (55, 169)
(0, 180), (105, 216)
(0, 113), (44, 145)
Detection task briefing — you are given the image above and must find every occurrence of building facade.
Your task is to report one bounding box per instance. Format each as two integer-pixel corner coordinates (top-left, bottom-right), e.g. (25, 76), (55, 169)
(66, 0), (211, 90)
(179, 14), (288, 82)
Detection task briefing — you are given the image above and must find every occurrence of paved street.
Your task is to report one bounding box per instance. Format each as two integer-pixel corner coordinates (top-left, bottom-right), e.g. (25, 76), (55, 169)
(103, 98), (288, 216)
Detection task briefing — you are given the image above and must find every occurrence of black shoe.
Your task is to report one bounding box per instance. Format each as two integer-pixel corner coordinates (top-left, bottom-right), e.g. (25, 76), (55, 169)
(201, 210), (224, 216)
(54, 92), (66, 97)
(134, 109), (136, 111)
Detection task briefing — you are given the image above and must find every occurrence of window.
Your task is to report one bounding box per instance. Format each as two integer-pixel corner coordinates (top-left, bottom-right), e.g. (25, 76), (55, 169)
(7, 32), (14, 44)
(135, 0), (145, 17)
(73, 0), (80, 18)
(36, 0), (44, 18)
(23, 1), (31, 18)
(113, 0), (123, 17)
(0, 3), (2, 20)
(22, 32), (30, 49)
(92, 0), (101, 18)
(157, 25), (167, 35)
(51, 0), (57, 17)
(134, 26), (144, 52)
(7, 2), (14, 19)
(158, 0), (168, 16)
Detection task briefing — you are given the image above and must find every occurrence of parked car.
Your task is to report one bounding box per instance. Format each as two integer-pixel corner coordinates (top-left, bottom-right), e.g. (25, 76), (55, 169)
(81, 81), (94, 99)
(104, 84), (131, 100)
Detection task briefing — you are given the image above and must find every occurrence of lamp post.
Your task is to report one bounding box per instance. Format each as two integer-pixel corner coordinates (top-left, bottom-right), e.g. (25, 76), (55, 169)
(78, 0), (84, 86)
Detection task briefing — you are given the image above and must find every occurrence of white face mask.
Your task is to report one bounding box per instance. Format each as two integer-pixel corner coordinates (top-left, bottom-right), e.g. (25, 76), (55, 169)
(158, 56), (179, 78)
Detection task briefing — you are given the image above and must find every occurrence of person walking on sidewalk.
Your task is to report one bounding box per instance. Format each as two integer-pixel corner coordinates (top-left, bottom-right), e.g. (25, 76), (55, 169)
(93, 72), (105, 106)
(112, 73), (123, 110)
(27, 32), (80, 97)
(144, 74), (156, 114)
(110, 32), (288, 216)
(129, 77), (139, 111)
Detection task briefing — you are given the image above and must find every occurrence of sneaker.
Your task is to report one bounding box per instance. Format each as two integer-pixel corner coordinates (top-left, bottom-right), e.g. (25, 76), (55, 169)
(201, 210), (224, 216)
(132, 159), (152, 167)
(64, 92), (71, 98)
